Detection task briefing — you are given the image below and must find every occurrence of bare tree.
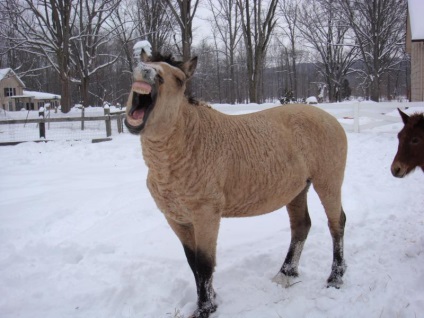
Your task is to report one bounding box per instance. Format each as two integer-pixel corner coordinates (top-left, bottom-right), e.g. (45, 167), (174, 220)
(70, 0), (122, 107)
(108, 0), (139, 74)
(277, 0), (302, 100)
(1, 0), (76, 112)
(208, 0), (241, 103)
(297, 0), (358, 102)
(340, 0), (407, 101)
(135, 0), (175, 54)
(236, 0), (278, 103)
(164, 0), (200, 61)
(164, 0), (200, 94)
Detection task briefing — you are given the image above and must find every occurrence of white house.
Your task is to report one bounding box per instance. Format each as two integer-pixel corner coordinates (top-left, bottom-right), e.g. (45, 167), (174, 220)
(0, 68), (61, 111)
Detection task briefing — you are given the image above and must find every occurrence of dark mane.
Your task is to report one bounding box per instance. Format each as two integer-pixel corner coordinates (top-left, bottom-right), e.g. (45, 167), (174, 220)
(150, 52), (205, 107)
(150, 52), (184, 70)
(409, 113), (424, 128)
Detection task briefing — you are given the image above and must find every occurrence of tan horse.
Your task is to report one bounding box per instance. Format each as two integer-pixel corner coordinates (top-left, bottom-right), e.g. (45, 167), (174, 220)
(125, 54), (348, 318)
(391, 108), (424, 178)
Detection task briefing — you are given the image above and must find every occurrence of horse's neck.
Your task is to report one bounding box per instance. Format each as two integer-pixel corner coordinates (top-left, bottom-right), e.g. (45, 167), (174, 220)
(141, 103), (202, 168)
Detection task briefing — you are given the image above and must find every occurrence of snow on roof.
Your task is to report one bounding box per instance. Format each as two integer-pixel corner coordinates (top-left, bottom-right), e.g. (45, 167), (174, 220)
(0, 68), (11, 81)
(408, 0), (424, 40)
(0, 68), (26, 87)
(20, 90), (61, 100)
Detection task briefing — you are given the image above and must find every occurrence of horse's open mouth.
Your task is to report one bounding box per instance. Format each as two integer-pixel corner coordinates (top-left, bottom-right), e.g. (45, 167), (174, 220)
(125, 81), (156, 134)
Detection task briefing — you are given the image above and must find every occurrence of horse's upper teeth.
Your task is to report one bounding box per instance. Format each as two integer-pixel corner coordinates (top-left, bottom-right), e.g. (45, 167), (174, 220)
(134, 88), (149, 95)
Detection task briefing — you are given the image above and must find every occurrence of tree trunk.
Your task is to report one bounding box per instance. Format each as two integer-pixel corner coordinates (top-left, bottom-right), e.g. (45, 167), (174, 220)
(81, 77), (90, 107)
(60, 76), (72, 113)
(370, 77), (380, 102)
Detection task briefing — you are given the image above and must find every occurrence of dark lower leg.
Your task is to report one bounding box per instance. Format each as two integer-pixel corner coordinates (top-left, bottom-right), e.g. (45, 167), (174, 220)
(183, 245), (199, 288)
(327, 209), (347, 288)
(280, 183), (311, 277)
(192, 249), (217, 317)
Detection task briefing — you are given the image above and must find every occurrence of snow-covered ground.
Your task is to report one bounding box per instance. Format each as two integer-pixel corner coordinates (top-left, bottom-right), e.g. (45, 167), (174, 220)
(0, 103), (423, 318)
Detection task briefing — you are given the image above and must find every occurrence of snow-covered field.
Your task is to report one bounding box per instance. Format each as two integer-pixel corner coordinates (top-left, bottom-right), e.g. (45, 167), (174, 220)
(0, 103), (423, 318)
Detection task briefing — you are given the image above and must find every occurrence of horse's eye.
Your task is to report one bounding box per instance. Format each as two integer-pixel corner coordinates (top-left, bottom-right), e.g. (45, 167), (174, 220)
(175, 76), (184, 87)
(156, 74), (164, 84)
(411, 137), (420, 145)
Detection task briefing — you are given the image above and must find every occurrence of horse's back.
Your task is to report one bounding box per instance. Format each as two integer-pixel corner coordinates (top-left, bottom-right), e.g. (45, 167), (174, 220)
(266, 104), (347, 182)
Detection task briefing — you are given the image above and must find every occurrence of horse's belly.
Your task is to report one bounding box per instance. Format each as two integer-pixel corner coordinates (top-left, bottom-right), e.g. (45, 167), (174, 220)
(221, 179), (307, 218)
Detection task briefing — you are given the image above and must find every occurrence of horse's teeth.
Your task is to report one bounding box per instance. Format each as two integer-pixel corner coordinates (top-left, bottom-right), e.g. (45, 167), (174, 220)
(134, 89), (149, 95)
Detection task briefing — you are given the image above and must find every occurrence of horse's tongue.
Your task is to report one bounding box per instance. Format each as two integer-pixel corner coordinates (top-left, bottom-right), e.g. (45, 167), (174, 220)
(132, 109), (145, 120)
(132, 81), (151, 94)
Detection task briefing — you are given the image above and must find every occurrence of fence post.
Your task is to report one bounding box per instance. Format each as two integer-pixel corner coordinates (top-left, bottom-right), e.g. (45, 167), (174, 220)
(39, 108), (46, 139)
(104, 106), (111, 137)
(353, 101), (360, 133)
(117, 113), (123, 133)
(81, 106), (85, 131)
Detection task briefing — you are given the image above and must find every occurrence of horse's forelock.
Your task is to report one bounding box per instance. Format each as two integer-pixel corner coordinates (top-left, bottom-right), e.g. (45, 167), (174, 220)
(408, 113), (424, 129)
(150, 52), (184, 70)
(149, 52), (203, 107)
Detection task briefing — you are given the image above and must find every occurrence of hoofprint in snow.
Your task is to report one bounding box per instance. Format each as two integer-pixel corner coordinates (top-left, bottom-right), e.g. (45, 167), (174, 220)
(0, 103), (423, 318)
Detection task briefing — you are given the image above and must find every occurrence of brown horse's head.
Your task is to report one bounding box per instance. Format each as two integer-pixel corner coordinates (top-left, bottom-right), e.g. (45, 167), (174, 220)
(391, 108), (424, 178)
(125, 53), (198, 135)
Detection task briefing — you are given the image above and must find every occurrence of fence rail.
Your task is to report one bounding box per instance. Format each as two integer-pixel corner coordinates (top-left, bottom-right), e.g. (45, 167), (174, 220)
(215, 101), (424, 133)
(0, 108), (126, 144)
(1, 102), (423, 144)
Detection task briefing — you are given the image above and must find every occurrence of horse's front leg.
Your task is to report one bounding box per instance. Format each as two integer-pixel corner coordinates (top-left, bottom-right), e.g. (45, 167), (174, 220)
(190, 212), (220, 318)
(166, 214), (220, 318)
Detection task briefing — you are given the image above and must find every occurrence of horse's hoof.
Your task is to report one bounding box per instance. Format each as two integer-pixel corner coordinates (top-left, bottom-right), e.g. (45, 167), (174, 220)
(327, 275), (343, 289)
(327, 262), (346, 288)
(189, 302), (217, 318)
(272, 272), (300, 288)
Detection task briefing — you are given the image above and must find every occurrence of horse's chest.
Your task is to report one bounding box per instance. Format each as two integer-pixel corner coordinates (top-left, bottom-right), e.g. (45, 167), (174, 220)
(146, 172), (202, 223)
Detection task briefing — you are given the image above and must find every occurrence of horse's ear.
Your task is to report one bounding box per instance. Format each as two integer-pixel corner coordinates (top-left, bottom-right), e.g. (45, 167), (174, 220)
(398, 108), (409, 125)
(182, 56), (198, 79)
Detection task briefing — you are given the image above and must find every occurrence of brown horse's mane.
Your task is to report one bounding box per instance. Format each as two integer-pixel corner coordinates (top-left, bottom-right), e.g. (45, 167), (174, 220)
(408, 113), (424, 128)
(150, 52), (208, 108)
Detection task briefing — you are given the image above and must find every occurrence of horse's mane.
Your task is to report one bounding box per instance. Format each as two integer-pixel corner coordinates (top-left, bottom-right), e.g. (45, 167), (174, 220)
(149, 52), (206, 108)
(408, 113), (424, 128)
(150, 52), (185, 70)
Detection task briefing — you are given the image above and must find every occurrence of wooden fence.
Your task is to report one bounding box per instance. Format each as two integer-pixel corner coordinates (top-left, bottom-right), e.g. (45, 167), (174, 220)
(1, 101), (423, 145)
(0, 108), (126, 145)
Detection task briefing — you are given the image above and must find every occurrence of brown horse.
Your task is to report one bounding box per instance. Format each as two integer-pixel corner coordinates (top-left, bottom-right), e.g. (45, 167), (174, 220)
(125, 54), (347, 318)
(391, 108), (424, 178)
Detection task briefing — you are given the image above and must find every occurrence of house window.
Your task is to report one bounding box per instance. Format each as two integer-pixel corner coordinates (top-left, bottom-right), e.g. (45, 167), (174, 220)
(4, 88), (16, 97)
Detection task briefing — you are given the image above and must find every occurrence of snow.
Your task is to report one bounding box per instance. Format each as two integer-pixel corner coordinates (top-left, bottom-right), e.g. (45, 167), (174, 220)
(408, 0), (424, 40)
(133, 40), (152, 60)
(1, 103), (423, 318)
(306, 96), (318, 104)
(0, 68), (26, 87)
(0, 68), (12, 81)
(22, 90), (61, 100)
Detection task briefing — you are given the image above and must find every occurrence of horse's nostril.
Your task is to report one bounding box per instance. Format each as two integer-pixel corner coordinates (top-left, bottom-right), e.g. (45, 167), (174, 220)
(143, 69), (150, 77)
(391, 166), (403, 177)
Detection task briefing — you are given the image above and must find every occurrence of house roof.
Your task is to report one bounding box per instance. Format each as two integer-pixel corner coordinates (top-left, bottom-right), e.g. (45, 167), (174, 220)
(0, 68), (26, 87)
(408, 0), (424, 41)
(23, 90), (61, 100)
(10, 90), (61, 100)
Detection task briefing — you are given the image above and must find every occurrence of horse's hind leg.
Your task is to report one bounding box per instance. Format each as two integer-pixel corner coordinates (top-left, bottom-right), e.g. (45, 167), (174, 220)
(274, 182), (311, 286)
(314, 182), (347, 288)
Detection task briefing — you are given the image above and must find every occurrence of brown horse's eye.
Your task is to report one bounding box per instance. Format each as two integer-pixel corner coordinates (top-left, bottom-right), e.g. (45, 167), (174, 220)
(411, 137), (420, 145)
